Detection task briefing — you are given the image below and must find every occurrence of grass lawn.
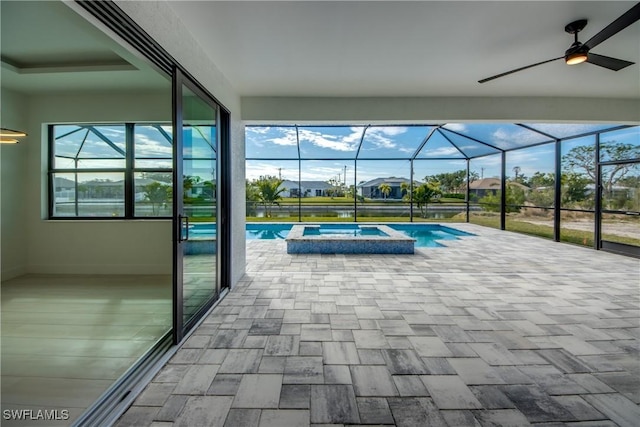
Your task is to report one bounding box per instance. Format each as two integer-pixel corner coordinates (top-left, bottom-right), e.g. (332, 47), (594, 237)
(278, 197), (466, 204)
(470, 215), (640, 248)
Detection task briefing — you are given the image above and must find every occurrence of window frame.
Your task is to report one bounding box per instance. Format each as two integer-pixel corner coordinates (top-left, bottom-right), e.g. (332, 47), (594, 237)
(48, 122), (173, 219)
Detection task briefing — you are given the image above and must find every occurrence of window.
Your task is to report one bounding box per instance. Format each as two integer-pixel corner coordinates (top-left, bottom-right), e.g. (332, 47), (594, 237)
(49, 123), (173, 218)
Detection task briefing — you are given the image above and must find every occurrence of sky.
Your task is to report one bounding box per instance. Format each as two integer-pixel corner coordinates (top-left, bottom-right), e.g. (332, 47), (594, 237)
(246, 124), (639, 183)
(53, 123), (639, 184)
(53, 124), (215, 182)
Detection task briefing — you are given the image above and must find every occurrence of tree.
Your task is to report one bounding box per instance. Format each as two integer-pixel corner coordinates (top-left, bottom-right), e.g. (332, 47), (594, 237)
(563, 140), (640, 201)
(478, 183), (525, 213)
(255, 175), (285, 217)
(523, 172), (554, 207)
(201, 180), (216, 200)
(183, 175), (201, 197)
(327, 177), (344, 198)
(346, 185), (357, 199)
(378, 183), (392, 199)
(400, 182), (411, 200)
(413, 180), (442, 218)
(143, 182), (171, 215)
(246, 180), (261, 216)
(561, 172), (591, 207)
(512, 166), (522, 183)
(526, 171), (555, 189)
(427, 170), (466, 193)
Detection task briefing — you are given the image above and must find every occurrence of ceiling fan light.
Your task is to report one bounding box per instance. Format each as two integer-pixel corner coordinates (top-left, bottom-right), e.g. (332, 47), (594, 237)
(566, 52), (588, 65)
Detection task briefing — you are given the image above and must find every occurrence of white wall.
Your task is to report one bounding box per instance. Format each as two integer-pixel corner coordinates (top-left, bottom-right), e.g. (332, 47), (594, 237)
(1, 88), (30, 279)
(241, 96), (640, 124)
(114, 0), (246, 286)
(23, 91), (173, 275)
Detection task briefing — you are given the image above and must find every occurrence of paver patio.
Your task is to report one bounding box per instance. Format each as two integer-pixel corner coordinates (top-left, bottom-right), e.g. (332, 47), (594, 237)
(117, 224), (639, 427)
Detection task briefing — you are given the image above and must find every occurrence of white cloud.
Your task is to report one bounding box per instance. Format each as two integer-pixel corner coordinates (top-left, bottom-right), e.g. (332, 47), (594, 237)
(134, 134), (172, 156)
(300, 165), (345, 181)
(421, 146), (461, 157)
(444, 123), (467, 132)
(246, 162), (285, 180)
(527, 123), (599, 138)
(363, 127), (408, 150)
(378, 126), (408, 136)
(271, 131), (298, 146)
(458, 143), (499, 155)
(246, 126), (272, 135)
(298, 129), (360, 152)
(491, 127), (548, 149)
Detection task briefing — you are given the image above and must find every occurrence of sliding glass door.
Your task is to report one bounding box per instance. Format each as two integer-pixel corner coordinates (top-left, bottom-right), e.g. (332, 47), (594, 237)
(174, 72), (220, 341)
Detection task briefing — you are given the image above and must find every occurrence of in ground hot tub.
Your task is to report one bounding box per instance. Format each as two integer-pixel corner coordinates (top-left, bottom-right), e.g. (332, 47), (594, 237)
(286, 224), (415, 254)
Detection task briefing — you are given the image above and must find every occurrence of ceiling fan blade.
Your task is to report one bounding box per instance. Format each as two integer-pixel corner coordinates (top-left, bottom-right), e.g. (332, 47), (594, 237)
(587, 53), (635, 70)
(583, 2), (640, 50)
(478, 57), (563, 83)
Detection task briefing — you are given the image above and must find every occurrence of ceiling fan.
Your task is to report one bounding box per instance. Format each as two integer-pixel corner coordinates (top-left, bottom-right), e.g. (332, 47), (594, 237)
(478, 2), (640, 83)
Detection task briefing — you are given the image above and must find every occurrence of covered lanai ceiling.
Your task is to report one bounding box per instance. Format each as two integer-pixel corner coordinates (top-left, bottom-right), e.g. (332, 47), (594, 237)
(168, 1), (640, 98)
(4, 1), (639, 99)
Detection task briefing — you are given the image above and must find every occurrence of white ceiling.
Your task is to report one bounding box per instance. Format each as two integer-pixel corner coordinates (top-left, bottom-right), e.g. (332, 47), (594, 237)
(2, 1), (638, 100)
(0, 1), (169, 94)
(167, 1), (640, 98)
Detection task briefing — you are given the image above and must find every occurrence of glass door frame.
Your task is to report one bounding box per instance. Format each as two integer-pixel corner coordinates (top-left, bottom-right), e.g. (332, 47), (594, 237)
(173, 68), (230, 343)
(596, 158), (640, 258)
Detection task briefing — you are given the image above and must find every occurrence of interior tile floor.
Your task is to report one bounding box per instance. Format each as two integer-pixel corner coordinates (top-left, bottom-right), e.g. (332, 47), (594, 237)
(1, 274), (172, 426)
(118, 223), (639, 427)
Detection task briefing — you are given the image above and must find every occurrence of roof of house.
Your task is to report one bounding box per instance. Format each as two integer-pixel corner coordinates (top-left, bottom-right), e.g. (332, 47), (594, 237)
(468, 178), (529, 190)
(358, 177), (411, 188)
(54, 177), (75, 188)
(280, 180), (332, 190)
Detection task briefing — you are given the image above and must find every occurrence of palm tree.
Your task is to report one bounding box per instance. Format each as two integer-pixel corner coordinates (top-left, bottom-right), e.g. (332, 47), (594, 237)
(400, 182), (411, 200)
(378, 183), (392, 199)
(512, 166), (522, 182)
(255, 175), (285, 217)
(413, 180), (442, 218)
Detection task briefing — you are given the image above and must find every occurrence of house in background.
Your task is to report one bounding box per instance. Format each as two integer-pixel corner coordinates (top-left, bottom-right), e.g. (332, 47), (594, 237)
(358, 177), (412, 199)
(279, 180), (332, 197)
(53, 176), (76, 202)
(468, 177), (530, 198)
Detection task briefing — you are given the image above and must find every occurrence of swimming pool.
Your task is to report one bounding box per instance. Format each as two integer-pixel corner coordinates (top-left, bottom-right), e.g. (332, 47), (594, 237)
(303, 224), (388, 237)
(288, 224), (413, 254)
(389, 224), (474, 247)
(189, 223), (473, 247)
(189, 223), (292, 240)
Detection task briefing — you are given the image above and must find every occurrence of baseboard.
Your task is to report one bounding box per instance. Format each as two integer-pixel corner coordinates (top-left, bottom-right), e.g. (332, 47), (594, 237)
(27, 264), (172, 275)
(1, 265), (28, 281)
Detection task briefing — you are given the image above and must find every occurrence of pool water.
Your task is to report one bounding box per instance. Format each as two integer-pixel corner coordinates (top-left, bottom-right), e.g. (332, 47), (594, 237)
(189, 223), (473, 247)
(246, 223), (292, 240)
(389, 224), (474, 247)
(303, 224), (388, 237)
(189, 223), (292, 239)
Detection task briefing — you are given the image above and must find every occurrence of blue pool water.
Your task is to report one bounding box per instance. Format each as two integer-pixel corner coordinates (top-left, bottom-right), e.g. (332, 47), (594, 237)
(388, 224), (474, 247)
(246, 223), (292, 240)
(303, 224), (388, 237)
(189, 223), (473, 247)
